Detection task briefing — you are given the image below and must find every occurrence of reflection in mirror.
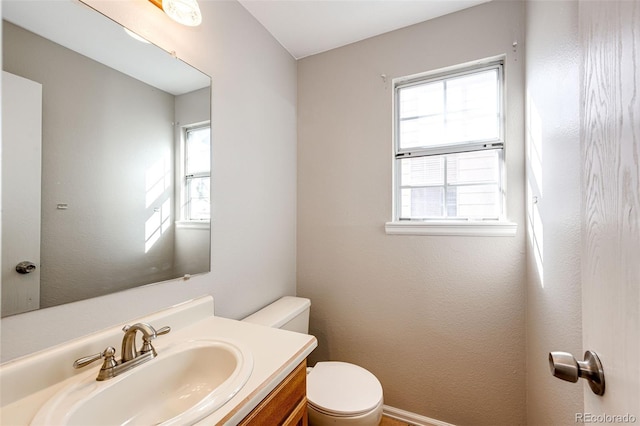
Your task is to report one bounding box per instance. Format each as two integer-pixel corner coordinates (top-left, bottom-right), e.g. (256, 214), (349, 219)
(1, 0), (212, 317)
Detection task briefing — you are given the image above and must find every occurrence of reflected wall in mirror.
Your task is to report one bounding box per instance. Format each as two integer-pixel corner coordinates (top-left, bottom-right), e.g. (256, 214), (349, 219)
(1, 0), (212, 317)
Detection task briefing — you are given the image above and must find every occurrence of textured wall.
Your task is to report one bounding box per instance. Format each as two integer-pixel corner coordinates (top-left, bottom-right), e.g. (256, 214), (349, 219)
(1, 0), (298, 362)
(524, 1), (584, 425)
(297, 2), (527, 424)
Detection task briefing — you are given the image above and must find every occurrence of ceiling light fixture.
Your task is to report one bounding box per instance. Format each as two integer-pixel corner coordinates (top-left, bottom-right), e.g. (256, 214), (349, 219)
(148, 0), (202, 27)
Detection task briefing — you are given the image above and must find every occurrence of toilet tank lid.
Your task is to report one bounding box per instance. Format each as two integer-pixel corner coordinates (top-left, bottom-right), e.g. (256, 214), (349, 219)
(242, 296), (310, 329)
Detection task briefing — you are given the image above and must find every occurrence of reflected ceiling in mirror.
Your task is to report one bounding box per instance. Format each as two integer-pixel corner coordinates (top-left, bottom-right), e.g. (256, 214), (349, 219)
(1, 0), (212, 317)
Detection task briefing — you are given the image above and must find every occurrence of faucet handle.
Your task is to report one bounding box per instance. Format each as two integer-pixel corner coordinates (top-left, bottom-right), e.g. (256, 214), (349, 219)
(139, 325), (171, 355)
(156, 326), (171, 336)
(73, 346), (117, 370)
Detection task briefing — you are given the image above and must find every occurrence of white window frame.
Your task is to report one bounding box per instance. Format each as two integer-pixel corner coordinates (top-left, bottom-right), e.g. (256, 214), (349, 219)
(386, 58), (517, 236)
(177, 121), (211, 228)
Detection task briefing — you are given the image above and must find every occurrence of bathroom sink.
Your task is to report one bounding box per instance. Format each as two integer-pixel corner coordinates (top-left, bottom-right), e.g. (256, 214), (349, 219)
(31, 339), (253, 426)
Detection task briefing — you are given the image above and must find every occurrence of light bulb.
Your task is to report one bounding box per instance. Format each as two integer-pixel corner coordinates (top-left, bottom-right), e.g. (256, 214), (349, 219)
(161, 0), (202, 27)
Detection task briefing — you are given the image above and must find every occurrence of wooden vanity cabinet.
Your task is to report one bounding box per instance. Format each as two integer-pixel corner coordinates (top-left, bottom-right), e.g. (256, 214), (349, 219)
(239, 361), (308, 426)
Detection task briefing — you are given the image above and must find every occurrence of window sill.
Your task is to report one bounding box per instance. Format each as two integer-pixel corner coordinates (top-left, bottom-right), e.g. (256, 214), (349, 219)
(384, 220), (518, 237)
(176, 220), (210, 230)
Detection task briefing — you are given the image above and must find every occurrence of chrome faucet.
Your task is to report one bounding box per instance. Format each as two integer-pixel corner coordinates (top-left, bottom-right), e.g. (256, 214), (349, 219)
(73, 322), (171, 381)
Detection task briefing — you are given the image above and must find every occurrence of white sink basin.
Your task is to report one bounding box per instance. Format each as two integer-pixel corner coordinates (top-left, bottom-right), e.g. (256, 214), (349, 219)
(31, 339), (253, 426)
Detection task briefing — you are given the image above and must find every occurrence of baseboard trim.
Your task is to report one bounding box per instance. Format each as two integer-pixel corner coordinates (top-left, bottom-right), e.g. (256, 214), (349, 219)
(383, 405), (455, 426)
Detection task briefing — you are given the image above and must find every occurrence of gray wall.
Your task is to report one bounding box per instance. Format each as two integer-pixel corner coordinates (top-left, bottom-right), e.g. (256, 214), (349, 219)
(297, 2), (526, 424)
(1, 0), (297, 361)
(3, 21), (177, 308)
(524, 1), (584, 424)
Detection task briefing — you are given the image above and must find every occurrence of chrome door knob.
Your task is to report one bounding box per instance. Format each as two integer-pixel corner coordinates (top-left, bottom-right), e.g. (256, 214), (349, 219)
(15, 261), (36, 274)
(549, 350), (605, 395)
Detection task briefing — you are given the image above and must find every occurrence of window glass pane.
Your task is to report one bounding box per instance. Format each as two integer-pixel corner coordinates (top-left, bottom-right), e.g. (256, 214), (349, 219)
(397, 67), (500, 149)
(187, 176), (210, 220)
(446, 150), (500, 185)
(186, 127), (210, 175)
(446, 184), (500, 218)
(445, 69), (499, 144)
(446, 149), (501, 219)
(400, 187), (444, 219)
(397, 150), (501, 220)
(399, 116), (445, 149)
(399, 81), (444, 118)
(400, 156), (444, 186)
(399, 82), (445, 150)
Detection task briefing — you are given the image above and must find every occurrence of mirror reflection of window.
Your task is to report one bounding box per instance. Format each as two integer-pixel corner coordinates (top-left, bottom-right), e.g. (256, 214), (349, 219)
(184, 124), (211, 221)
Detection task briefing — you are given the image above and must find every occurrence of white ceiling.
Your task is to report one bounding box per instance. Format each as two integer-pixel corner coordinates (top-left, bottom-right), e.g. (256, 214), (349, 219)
(237, 0), (490, 59)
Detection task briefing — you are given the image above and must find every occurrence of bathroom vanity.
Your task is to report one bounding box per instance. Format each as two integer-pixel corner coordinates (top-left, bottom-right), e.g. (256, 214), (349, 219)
(0, 296), (317, 425)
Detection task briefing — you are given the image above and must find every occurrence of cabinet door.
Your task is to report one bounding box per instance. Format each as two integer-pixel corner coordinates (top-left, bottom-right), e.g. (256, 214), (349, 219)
(240, 361), (307, 425)
(282, 397), (307, 426)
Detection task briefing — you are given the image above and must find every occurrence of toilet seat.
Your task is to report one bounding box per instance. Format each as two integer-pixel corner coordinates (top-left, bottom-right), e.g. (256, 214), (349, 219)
(307, 362), (383, 416)
(308, 398), (384, 418)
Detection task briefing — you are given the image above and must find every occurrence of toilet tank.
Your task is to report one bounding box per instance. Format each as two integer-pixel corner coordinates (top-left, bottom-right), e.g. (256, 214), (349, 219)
(242, 296), (310, 333)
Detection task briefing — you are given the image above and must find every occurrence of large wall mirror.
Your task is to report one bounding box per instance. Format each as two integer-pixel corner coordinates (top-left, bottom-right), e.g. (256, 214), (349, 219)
(1, 0), (212, 317)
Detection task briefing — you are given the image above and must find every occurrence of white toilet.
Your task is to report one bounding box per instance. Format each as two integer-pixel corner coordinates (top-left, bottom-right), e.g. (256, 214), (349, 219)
(243, 296), (384, 426)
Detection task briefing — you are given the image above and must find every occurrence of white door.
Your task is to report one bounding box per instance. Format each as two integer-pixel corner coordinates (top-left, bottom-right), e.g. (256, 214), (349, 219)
(1, 71), (42, 316)
(580, 0), (640, 418)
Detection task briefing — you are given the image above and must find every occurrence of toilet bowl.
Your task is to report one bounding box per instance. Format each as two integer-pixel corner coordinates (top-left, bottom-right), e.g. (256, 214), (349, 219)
(242, 297), (384, 426)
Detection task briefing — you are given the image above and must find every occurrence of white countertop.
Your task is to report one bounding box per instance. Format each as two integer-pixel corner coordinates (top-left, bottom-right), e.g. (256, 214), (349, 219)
(0, 296), (317, 425)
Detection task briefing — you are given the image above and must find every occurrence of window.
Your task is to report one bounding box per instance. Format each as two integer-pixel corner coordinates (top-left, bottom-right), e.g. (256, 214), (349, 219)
(393, 61), (504, 222)
(182, 123), (211, 221)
